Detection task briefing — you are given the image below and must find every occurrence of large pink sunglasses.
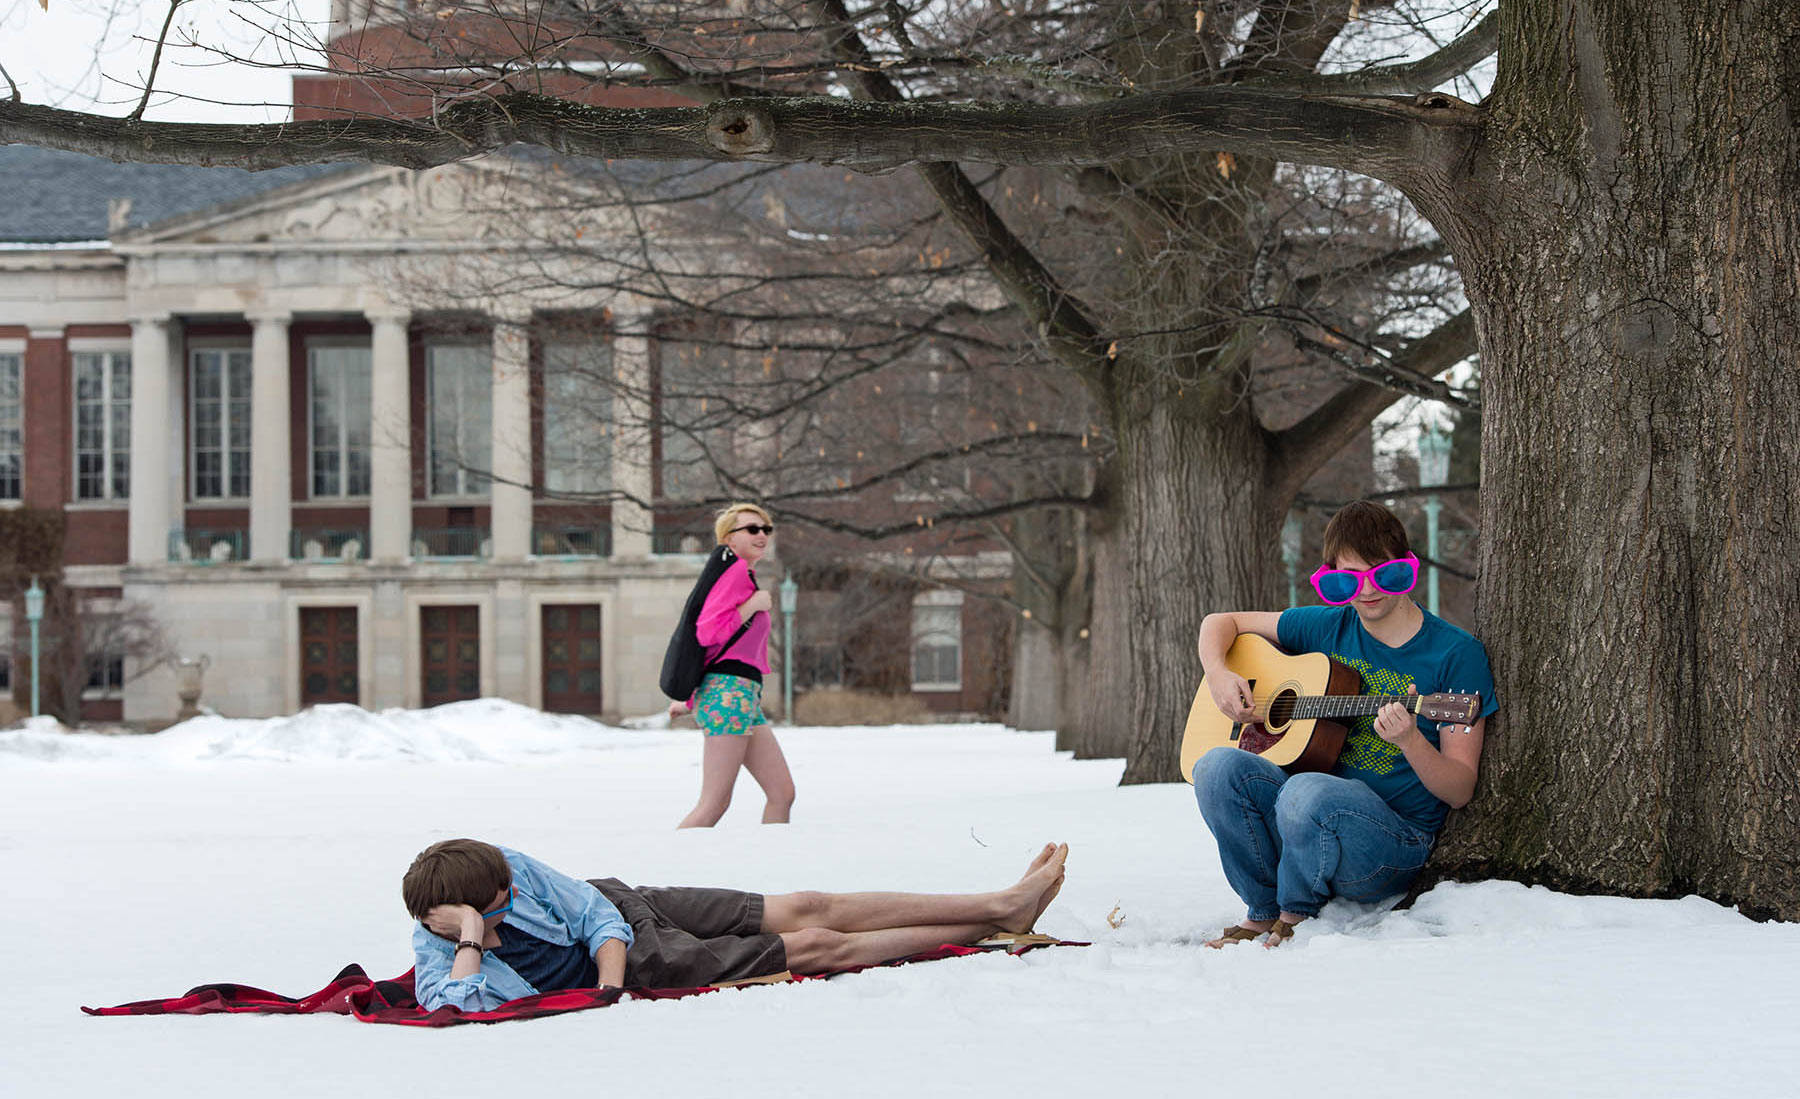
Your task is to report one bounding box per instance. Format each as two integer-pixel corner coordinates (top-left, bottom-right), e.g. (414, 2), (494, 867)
(1309, 555), (1419, 605)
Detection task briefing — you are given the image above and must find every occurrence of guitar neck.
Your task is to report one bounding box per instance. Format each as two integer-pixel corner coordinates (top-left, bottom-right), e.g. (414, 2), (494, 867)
(1292, 694), (1422, 720)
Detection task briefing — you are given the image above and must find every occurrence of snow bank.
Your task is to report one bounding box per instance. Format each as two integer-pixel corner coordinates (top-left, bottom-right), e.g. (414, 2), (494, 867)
(0, 698), (670, 765)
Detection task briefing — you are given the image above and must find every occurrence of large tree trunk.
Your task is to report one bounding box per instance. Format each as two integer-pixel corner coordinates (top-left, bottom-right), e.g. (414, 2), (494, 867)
(1077, 372), (1281, 781)
(1423, 0), (1800, 917)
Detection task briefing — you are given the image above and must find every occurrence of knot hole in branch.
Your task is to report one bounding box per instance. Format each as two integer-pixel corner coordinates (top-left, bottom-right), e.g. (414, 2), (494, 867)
(706, 102), (777, 157)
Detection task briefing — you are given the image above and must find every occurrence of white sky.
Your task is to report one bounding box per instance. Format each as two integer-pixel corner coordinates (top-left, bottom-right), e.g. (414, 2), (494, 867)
(1, 0), (330, 122)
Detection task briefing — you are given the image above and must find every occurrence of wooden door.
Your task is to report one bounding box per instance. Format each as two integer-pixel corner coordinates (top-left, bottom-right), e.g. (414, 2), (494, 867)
(300, 606), (359, 706)
(541, 603), (603, 714)
(421, 604), (481, 706)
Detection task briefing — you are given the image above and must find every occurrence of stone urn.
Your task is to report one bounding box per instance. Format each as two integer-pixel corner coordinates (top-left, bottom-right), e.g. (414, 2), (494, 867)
(174, 655), (211, 721)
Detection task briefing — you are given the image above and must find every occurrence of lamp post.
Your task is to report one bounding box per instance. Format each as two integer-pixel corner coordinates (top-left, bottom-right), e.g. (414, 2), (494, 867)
(1281, 512), (1303, 607)
(1417, 424), (1453, 616)
(778, 574), (798, 724)
(24, 576), (44, 718)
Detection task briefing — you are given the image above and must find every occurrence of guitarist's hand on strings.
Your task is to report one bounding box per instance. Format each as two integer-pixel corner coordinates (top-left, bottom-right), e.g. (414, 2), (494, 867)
(1374, 686), (1422, 748)
(1208, 670), (1259, 724)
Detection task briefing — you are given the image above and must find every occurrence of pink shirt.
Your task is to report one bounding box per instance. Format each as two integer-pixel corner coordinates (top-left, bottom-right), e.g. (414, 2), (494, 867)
(694, 558), (771, 674)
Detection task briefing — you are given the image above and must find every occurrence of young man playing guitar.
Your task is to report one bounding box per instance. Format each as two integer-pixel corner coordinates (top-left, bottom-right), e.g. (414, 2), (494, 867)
(1192, 499), (1497, 948)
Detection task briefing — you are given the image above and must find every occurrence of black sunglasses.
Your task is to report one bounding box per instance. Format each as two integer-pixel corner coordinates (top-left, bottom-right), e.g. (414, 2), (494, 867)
(732, 524), (775, 536)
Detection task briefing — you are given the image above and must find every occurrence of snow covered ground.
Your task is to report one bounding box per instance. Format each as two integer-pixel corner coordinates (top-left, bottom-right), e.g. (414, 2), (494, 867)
(4, 701), (1797, 1098)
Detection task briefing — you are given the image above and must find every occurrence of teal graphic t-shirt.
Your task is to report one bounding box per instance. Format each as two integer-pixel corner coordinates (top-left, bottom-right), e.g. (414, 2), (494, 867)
(1276, 605), (1499, 835)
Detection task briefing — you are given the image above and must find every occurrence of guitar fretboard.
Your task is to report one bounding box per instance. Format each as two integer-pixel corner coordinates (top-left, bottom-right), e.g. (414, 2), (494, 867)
(1290, 695), (1421, 720)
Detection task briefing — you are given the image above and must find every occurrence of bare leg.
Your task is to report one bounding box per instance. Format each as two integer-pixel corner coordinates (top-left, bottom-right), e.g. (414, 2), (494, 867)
(740, 724), (795, 824)
(780, 923), (999, 975)
(677, 734), (752, 829)
(762, 843), (1067, 935)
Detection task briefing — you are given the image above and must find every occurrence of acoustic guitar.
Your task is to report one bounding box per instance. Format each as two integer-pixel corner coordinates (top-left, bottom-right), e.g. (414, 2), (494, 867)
(1179, 633), (1481, 782)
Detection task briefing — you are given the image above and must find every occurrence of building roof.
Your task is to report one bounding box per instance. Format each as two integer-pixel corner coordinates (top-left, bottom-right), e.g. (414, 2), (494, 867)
(0, 145), (359, 244)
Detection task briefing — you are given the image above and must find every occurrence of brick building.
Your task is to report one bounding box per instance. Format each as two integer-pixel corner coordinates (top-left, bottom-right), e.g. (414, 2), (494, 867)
(0, 8), (1010, 726)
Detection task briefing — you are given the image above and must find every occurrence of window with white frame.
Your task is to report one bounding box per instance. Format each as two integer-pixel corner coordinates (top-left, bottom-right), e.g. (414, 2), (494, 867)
(190, 347), (253, 499)
(0, 352), (21, 501)
(542, 340), (612, 496)
(309, 343), (372, 497)
(73, 350), (131, 501)
(910, 590), (964, 691)
(427, 343), (491, 497)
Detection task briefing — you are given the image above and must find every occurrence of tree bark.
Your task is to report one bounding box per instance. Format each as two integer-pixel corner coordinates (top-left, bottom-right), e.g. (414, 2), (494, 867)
(1421, 0), (1800, 917)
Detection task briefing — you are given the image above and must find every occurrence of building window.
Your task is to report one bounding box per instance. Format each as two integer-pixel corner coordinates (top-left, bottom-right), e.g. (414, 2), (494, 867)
(0, 353), (20, 501)
(0, 650), (10, 691)
(86, 653), (125, 694)
(309, 343), (372, 497)
(73, 350), (132, 501)
(190, 347), (253, 499)
(911, 590), (964, 691)
(542, 341), (613, 496)
(427, 343), (491, 497)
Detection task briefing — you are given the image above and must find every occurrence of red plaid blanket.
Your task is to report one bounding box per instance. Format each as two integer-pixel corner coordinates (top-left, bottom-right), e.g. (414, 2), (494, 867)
(82, 936), (1079, 1027)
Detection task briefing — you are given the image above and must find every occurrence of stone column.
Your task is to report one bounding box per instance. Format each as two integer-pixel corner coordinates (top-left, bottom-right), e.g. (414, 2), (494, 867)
(247, 310), (293, 563)
(610, 313), (654, 557)
(367, 308), (412, 562)
(127, 315), (174, 564)
(489, 314), (532, 560)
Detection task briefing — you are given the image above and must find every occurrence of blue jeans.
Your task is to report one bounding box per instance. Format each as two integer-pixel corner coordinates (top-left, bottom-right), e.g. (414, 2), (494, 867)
(1191, 747), (1434, 920)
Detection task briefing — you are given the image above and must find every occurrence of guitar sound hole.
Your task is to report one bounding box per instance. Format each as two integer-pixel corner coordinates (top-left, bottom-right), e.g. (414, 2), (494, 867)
(1267, 689), (1297, 729)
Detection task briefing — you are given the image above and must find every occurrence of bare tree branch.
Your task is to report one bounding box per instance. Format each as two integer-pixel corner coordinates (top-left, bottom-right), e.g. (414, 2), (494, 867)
(128, 0), (188, 122)
(1262, 9), (1502, 96)
(1290, 238), (1451, 303)
(807, 0), (1114, 388)
(0, 85), (1476, 181)
(1266, 307), (1477, 499)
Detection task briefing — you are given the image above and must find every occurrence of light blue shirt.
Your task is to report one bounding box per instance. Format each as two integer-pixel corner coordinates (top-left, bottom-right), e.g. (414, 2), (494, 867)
(411, 847), (634, 1012)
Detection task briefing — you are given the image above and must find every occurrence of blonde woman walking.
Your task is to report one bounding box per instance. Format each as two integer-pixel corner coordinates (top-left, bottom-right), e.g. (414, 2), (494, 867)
(667, 503), (796, 827)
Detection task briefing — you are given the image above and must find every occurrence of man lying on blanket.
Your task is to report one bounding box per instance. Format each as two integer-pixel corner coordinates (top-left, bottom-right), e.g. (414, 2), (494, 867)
(405, 838), (1069, 1011)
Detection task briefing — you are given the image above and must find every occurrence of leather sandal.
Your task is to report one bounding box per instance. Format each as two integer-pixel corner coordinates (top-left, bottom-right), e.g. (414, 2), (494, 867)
(1205, 924), (1268, 949)
(1263, 919), (1299, 948)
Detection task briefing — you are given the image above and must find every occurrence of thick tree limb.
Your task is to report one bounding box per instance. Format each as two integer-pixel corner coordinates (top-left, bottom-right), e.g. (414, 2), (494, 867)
(0, 85), (1474, 183)
(1266, 308), (1476, 500)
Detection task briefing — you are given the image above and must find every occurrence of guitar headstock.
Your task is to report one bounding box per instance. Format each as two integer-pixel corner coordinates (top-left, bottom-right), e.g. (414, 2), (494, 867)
(1418, 693), (1480, 723)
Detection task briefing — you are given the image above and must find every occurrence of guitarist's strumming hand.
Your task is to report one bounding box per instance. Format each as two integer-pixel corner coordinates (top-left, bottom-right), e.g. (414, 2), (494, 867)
(1207, 669), (1259, 724)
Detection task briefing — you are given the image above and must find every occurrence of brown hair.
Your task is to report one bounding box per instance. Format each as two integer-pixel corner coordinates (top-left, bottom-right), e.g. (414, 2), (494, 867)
(401, 838), (511, 920)
(1320, 499), (1412, 567)
(714, 502), (773, 545)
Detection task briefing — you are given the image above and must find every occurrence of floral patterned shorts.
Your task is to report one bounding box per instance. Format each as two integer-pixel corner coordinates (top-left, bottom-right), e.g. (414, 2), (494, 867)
(695, 673), (768, 737)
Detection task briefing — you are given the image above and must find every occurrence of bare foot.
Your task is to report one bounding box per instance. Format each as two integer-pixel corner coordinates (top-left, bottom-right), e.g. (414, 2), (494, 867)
(1204, 918), (1275, 949)
(998, 842), (1068, 933)
(1029, 868), (1065, 928)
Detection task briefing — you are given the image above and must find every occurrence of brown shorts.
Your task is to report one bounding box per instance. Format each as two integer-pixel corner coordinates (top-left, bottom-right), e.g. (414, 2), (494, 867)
(589, 877), (789, 989)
